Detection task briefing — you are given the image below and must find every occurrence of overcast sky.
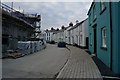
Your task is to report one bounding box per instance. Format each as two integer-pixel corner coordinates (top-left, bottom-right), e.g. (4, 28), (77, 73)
(4, 2), (92, 30)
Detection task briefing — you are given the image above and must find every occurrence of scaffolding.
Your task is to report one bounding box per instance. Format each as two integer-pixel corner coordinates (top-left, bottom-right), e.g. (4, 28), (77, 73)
(1, 3), (41, 39)
(25, 13), (41, 39)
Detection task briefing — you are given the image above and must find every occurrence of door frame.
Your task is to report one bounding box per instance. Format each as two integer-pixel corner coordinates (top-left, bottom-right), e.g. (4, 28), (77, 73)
(92, 24), (97, 55)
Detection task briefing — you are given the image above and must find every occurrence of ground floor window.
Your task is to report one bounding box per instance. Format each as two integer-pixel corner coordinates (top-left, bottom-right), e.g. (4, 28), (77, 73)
(2, 37), (9, 45)
(2, 34), (9, 45)
(80, 35), (82, 44)
(101, 27), (107, 48)
(90, 33), (92, 46)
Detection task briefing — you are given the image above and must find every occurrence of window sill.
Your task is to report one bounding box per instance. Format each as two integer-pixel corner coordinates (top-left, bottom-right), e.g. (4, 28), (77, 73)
(101, 47), (107, 51)
(100, 7), (106, 15)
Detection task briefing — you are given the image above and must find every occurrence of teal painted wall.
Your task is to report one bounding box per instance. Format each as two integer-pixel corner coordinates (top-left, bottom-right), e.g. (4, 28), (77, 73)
(97, 2), (111, 68)
(88, 2), (111, 68)
(119, 2), (120, 73)
(111, 2), (120, 74)
(88, 3), (97, 54)
(118, 1), (120, 74)
(88, 2), (120, 74)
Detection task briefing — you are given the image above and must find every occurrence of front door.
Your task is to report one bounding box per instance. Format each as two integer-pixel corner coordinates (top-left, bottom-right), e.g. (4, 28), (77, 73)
(93, 24), (97, 55)
(94, 27), (97, 55)
(86, 37), (89, 49)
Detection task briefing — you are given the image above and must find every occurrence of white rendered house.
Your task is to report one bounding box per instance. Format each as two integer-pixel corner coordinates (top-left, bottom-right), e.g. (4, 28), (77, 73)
(64, 23), (74, 44)
(65, 19), (88, 48)
(78, 18), (88, 48)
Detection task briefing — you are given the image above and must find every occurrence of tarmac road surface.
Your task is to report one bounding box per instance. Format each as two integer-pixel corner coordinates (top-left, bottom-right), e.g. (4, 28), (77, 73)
(2, 44), (70, 78)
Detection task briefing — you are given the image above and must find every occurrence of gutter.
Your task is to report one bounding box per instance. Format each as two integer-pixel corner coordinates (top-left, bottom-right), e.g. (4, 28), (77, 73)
(109, 2), (113, 70)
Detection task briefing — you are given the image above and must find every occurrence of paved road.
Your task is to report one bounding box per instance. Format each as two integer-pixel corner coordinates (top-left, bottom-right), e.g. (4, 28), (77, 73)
(2, 44), (70, 78)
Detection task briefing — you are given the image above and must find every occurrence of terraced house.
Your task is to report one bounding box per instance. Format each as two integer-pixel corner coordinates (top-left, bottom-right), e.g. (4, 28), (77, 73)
(67, 19), (88, 48)
(88, 1), (120, 74)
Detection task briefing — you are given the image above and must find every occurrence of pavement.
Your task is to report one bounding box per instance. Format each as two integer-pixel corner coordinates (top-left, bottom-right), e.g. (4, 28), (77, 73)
(56, 45), (103, 79)
(2, 44), (70, 78)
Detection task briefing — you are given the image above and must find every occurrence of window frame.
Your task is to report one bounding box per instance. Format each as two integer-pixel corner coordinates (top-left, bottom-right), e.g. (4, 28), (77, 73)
(100, 0), (106, 15)
(93, 5), (97, 20)
(90, 33), (92, 46)
(89, 13), (92, 25)
(101, 27), (107, 49)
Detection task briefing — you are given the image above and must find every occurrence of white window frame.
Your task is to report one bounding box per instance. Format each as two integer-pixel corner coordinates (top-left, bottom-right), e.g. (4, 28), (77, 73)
(93, 5), (96, 20)
(101, 0), (106, 11)
(102, 27), (107, 48)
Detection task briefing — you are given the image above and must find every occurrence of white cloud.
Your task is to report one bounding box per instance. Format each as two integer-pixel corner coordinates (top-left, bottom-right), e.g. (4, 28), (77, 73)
(2, 0), (93, 2)
(2, 2), (92, 30)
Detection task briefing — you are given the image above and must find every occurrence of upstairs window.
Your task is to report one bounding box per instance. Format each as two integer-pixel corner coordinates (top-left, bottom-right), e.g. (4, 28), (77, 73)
(101, 27), (107, 48)
(49, 33), (50, 36)
(93, 5), (96, 20)
(80, 26), (82, 32)
(89, 13), (92, 25)
(101, 0), (106, 11)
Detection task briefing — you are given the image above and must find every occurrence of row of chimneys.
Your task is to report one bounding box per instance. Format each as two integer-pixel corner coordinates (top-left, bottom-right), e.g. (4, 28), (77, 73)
(46, 20), (79, 31)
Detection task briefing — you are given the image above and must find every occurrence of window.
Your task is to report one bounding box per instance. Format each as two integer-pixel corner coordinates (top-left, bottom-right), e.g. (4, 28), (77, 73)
(80, 26), (82, 32)
(47, 33), (48, 36)
(90, 33), (92, 46)
(102, 27), (107, 48)
(80, 35), (82, 44)
(101, 0), (106, 11)
(18, 36), (20, 41)
(49, 33), (50, 36)
(93, 5), (96, 20)
(2, 37), (9, 45)
(89, 13), (92, 25)
(49, 37), (50, 40)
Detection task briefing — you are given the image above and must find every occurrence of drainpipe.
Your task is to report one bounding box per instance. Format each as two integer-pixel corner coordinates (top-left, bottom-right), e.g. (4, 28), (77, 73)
(109, 1), (113, 70)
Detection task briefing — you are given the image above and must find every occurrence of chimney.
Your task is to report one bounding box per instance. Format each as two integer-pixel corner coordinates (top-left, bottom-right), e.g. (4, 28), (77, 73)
(56, 28), (59, 31)
(61, 25), (65, 29)
(69, 22), (73, 26)
(76, 20), (79, 23)
(51, 27), (54, 30)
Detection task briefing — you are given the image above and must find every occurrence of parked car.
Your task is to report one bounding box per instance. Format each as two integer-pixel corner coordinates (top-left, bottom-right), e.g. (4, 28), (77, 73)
(46, 40), (51, 43)
(73, 43), (78, 47)
(49, 40), (55, 44)
(58, 41), (66, 47)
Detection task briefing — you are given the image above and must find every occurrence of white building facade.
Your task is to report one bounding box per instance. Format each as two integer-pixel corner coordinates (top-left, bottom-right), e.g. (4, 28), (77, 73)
(63, 23), (74, 44)
(44, 19), (88, 49)
(64, 19), (88, 48)
(44, 30), (55, 41)
(53, 29), (65, 42)
(78, 19), (88, 48)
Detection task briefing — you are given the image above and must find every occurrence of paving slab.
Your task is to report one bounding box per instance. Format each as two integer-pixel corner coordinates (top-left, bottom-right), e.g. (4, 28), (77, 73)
(57, 45), (103, 79)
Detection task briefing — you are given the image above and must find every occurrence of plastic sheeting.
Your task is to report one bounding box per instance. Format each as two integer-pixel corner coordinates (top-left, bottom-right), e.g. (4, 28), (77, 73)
(18, 41), (46, 55)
